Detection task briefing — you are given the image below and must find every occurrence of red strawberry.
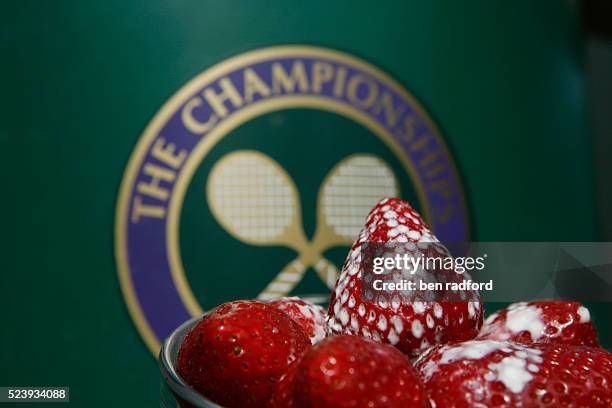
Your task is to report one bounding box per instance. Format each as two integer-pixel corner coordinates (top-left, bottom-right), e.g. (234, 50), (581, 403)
(327, 197), (483, 356)
(270, 335), (430, 408)
(415, 339), (612, 408)
(477, 300), (599, 347)
(269, 362), (300, 408)
(177, 300), (310, 408)
(269, 297), (328, 344)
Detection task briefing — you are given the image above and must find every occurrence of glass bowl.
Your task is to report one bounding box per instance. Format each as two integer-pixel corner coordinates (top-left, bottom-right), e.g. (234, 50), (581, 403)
(159, 316), (224, 408)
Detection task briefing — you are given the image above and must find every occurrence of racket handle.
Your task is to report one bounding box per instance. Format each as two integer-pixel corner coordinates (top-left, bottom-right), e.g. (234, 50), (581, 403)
(313, 257), (339, 289)
(257, 258), (306, 300)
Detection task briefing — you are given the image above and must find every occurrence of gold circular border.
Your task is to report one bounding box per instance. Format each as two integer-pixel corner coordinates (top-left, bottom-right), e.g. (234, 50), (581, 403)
(115, 45), (470, 355)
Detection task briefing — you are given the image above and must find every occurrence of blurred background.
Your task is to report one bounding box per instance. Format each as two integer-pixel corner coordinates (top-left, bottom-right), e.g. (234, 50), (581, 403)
(585, 0), (612, 240)
(1, 1), (611, 406)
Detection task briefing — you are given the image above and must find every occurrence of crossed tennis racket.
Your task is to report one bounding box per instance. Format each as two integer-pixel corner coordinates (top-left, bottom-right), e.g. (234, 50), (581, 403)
(206, 150), (399, 300)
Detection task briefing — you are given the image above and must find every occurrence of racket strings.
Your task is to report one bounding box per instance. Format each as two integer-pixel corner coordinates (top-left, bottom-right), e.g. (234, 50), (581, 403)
(209, 154), (296, 241)
(322, 156), (398, 239)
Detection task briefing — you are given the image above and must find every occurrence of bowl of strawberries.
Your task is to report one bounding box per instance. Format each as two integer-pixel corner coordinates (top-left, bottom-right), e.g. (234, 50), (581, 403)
(161, 198), (612, 408)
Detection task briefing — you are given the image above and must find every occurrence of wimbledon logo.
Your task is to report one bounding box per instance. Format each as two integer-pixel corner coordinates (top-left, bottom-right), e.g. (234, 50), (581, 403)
(115, 46), (470, 354)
